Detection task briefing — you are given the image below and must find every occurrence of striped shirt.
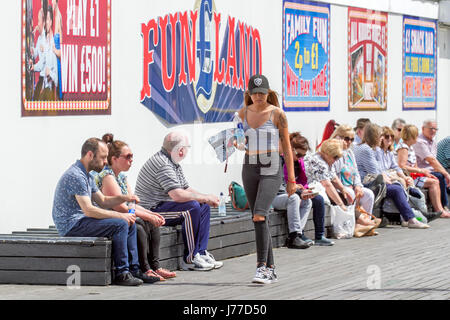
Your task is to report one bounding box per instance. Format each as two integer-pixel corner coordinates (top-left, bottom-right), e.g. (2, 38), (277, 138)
(375, 147), (402, 173)
(353, 143), (382, 181)
(135, 148), (189, 210)
(437, 136), (450, 169)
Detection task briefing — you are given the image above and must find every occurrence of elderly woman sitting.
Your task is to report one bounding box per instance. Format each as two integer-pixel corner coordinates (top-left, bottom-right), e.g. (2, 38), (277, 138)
(304, 139), (376, 237)
(330, 125), (379, 233)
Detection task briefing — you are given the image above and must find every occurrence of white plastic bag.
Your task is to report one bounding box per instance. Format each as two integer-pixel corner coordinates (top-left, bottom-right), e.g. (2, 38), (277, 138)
(330, 204), (355, 239)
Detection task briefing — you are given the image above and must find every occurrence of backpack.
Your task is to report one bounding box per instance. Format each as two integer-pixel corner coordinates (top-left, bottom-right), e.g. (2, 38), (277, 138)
(228, 181), (249, 211)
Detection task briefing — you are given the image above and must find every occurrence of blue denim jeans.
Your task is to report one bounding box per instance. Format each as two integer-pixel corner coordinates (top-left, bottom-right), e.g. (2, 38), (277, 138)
(431, 172), (449, 207)
(65, 217), (140, 276)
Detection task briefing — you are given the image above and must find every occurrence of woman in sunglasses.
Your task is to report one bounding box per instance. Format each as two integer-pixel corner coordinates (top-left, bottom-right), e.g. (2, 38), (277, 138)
(330, 125), (378, 233)
(354, 124), (429, 228)
(397, 125), (450, 218)
(376, 126), (413, 189)
(94, 133), (177, 281)
(304, 139), (353, 214)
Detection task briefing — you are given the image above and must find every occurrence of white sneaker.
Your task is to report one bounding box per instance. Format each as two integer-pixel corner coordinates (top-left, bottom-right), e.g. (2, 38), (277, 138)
(179, 253), (214, 271)
(200, 251), (223, 269)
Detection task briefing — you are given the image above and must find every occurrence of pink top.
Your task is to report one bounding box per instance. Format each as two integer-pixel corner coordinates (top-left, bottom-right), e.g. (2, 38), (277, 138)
(283, 158), (309, 188)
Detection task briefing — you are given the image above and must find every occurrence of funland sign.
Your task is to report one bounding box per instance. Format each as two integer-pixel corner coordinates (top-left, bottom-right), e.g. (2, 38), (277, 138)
(140, 0), (262, 124)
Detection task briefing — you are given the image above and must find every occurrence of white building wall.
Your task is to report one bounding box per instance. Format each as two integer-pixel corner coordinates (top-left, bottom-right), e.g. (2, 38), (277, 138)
(0, 0), (447, 234)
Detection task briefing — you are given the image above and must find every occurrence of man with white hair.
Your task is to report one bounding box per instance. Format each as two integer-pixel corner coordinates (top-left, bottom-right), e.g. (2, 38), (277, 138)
(135, 131), (223, 271)
(413, 119), (450, 211)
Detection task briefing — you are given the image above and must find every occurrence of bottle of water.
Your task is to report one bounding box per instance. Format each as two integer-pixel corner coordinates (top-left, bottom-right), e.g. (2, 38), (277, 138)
(218, 192), (226, 217)
(127, 200), (136, 215)
(233, 112), (245, 150)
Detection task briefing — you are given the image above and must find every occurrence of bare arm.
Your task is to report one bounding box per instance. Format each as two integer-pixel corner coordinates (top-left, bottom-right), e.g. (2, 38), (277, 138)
(425, 156), (450, 181)
(321, 179), (346, 210)
(275, 108), (296, 196)
(168, 187), (219, 207)
(75, 194), (135, 226)
(101, 175), (165, 226)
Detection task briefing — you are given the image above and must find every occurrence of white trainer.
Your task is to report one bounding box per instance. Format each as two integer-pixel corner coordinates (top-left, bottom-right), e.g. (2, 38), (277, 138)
(180, 253), (214, 271)
(200, 251), (223, 269)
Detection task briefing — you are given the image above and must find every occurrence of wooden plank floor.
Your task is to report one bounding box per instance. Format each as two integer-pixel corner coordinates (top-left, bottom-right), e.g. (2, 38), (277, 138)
(1, 218), (450, 300)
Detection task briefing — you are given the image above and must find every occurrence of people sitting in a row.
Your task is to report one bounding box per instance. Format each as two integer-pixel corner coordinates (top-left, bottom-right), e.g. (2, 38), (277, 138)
(52, 133), (223, 287)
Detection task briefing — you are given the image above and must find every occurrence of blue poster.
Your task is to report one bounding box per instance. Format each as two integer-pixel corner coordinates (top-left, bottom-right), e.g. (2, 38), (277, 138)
(403, 16), (437, 110)
(282, 0), (330, 112)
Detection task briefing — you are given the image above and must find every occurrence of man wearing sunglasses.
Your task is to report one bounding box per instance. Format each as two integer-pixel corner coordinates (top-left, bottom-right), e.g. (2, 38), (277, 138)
(413, 119), (450, 212)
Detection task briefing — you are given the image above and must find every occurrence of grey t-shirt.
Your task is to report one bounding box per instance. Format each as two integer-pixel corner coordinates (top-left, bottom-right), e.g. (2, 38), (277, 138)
(135, 148), (189, 210)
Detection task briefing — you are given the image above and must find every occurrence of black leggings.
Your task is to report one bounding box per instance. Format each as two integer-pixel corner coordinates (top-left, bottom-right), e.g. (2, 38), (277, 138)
(242, 154), (283, 267)
(136, 218), (161, 271)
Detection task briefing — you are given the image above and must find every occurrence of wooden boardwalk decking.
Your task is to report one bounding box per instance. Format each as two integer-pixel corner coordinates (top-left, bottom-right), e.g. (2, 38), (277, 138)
(1, 218), (450, 300)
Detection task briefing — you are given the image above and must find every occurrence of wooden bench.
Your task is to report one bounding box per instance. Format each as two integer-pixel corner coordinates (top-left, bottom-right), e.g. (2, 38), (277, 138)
(0, 203), (332, 286)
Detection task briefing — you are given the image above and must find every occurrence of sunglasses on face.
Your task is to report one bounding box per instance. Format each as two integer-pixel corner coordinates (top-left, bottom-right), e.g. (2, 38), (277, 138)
(396, 128), (402, 132)
(383, 134), (394, 139)
(426, 127), (438, 131)
(120, 153), (134, 160)
(343, 137), (354, 143)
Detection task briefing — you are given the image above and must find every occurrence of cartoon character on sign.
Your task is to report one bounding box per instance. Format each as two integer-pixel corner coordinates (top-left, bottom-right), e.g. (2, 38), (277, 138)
(194, 0), (217, 114)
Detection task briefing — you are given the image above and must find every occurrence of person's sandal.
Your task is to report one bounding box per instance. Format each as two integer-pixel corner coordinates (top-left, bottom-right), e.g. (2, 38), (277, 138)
(155, 268), (177, 279)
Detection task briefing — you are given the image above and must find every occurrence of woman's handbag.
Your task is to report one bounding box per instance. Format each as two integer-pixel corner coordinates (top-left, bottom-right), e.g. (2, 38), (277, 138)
(330, 204), (355, 239)
(228, 181), (249, 211)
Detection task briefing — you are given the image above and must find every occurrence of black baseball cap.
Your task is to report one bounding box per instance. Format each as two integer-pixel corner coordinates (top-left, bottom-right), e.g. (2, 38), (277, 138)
(248, 74), (270, 95)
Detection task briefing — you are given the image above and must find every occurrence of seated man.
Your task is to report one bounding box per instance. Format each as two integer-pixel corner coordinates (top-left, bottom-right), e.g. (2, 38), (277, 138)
(52, 138), (158, 286)
(413, 120), (450, 211)
(135, 131), (223, 271)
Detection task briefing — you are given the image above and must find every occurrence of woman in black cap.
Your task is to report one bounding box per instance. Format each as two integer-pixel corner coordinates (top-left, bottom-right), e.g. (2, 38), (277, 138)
(235, 74), (296, 284)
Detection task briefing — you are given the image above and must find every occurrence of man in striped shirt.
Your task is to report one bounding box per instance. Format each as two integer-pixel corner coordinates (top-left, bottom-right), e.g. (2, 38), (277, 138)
(135, 131), (223, 271)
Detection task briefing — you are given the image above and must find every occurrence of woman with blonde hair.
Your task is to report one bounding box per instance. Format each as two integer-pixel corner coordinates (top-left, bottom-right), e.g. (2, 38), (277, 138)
(304, 139), (355, 214)
(331, 125), (375, 214)
(330, 125), (379, 234)
(354, 124), (429, 228)
(397, 125), (450, 217)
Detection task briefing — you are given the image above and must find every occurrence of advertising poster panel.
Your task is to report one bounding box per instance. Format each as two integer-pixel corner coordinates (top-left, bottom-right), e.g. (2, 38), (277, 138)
(348, 7), (387, 111)
(403, 16), (437, 110)
(140, 0), (262, 124)
(282, 0), (330, 112)
(22, 0), (111, 116)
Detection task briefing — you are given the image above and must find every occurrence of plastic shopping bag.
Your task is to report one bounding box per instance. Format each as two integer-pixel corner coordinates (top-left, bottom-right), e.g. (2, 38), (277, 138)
(330, 204), (355, 239)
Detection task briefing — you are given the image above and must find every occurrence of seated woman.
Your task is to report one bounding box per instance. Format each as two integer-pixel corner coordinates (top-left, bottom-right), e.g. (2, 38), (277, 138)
(397, 125), (450, 218)
(330, 125), (375, 214)
(353, 124), (429, 229)
(330, 125), (380, 234)
(272, 132), (334, 247)
(95, 134), (177, 280)
(304, 139), (376, 237)
(376, 126), (413, 189)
